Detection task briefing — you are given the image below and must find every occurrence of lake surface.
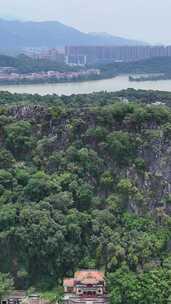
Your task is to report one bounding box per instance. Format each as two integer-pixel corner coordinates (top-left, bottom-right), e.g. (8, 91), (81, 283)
(1, 75), (171, 95)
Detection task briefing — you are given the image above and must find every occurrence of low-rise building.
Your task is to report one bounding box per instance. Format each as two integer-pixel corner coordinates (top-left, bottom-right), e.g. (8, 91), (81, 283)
(1, 291), (26, 304)
(63, 270), (108, 304)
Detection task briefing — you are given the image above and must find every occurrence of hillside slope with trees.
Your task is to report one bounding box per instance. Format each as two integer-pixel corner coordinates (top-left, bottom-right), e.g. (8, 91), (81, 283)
(0, 91), (171, 303)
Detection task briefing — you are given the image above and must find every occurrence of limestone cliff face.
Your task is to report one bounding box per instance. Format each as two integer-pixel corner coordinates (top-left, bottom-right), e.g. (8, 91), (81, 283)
(8, 105), (171, 216)
(127, 130), (171, 216)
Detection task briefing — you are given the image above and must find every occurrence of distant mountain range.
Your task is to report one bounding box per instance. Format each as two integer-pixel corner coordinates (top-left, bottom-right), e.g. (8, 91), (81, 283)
(0, 19), (146, 49)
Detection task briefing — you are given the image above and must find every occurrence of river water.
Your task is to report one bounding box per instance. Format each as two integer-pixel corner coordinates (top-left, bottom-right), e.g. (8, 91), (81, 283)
(1, 75), (171, 96)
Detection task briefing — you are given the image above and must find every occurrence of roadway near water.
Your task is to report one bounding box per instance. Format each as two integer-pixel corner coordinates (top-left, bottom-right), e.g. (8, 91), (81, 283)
(1, 75), (171, 96)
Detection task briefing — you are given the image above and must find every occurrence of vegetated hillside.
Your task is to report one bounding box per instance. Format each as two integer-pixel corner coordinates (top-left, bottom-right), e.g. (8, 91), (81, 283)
(98, 56), (171, 78)
(1, 92), (171, 302)
(0, 19), (145, 49)
(2, 54), (171, 83)
(0, 54), (81, 74)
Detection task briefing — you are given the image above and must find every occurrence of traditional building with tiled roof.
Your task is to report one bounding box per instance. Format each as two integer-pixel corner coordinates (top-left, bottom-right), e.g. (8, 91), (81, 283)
(63, 270), (107, 304)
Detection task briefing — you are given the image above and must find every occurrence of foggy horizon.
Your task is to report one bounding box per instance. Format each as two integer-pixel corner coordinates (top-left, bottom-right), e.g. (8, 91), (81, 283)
(1, 0), (171, 45)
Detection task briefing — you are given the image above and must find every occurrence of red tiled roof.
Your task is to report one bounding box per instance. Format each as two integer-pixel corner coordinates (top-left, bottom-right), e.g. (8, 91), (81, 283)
(63, 270), (104, 287)
(64, 278), (74, 287)
(74, 270), (104, 283)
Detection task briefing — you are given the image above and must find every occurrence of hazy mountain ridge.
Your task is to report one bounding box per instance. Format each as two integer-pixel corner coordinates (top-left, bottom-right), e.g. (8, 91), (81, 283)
(89, 32), (147, 46)
(0, 19), (146, 49)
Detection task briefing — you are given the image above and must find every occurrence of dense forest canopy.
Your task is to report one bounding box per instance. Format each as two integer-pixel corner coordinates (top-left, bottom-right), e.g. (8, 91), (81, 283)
(0, 90), (171, 303)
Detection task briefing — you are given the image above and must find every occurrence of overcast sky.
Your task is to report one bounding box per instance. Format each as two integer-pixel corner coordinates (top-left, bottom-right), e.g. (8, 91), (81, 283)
(0, 0), (171, 44)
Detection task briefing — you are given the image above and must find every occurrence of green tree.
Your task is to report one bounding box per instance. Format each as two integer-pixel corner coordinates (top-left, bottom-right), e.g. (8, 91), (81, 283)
(5, 121), (33, 158)
(107, 131), (136, 165)
(0, 273), (14, 301)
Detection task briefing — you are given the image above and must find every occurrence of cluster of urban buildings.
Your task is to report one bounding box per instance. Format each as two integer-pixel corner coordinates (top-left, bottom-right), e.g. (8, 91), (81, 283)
(24, 45), (171, 66)
(1, 45), (171, 83)
(65, 45), (171, 65)
(0, 68), (100, 83)
(24, 48), (65, 63)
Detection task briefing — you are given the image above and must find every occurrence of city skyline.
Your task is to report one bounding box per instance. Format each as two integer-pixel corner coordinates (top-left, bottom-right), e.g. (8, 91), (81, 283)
(0, 0), (171, 45)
